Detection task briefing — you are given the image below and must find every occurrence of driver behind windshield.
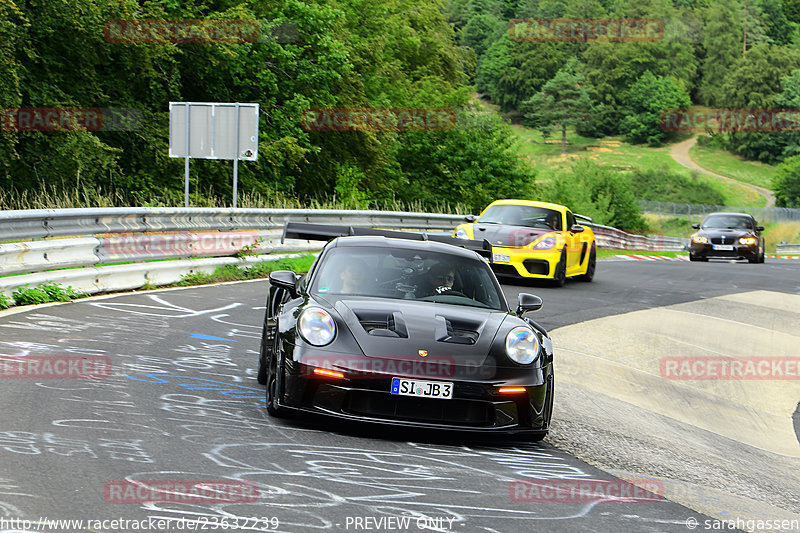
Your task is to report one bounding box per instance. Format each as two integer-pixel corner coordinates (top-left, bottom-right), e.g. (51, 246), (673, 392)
(417, 264), (455, 297)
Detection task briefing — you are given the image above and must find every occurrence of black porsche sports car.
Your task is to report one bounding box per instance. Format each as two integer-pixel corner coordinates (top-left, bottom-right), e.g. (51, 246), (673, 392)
(689, 212), (765, 263)
(256, 223), (554, 440)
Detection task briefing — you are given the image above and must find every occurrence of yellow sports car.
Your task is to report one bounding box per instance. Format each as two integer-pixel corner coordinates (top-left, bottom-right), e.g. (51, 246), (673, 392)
(453, 199), (596, 286)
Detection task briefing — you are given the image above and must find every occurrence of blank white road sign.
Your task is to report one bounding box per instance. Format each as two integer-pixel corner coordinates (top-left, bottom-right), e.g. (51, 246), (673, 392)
(169, 102), (258, 161)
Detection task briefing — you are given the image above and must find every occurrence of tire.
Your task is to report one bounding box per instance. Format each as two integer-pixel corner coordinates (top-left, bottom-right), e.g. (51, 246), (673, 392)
(689, 254), (707, 262)
(529, 372), (554, 443)
(576, 244), (596, 282)
(257, 345), (268, 385)
(551, 250), (567, 287)
(266, 332), (288, 417)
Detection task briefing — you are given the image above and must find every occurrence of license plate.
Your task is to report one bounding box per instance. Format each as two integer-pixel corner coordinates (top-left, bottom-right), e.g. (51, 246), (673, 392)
(713, 245), (734, 251)
(493, 253), (511, 263)
(391, 377), (453, 399)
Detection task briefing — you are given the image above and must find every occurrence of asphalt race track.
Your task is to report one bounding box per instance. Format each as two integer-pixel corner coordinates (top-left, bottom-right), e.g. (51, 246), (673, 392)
(0, 258), (798, 533)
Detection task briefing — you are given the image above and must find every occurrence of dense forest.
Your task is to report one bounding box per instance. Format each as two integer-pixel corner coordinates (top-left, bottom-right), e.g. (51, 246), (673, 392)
(2, 0), (800, 212)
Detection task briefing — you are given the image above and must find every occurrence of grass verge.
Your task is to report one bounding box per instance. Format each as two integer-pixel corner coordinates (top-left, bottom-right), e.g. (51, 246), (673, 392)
(174, 254), (316, 286)
(0, 254), (318, 310)
(689, 142), (776, 190)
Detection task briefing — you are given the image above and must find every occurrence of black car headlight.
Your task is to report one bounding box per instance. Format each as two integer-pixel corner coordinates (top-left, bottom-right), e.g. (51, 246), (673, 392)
(298, 307), (336, 346)
(691, 234), (708, 244)
(739, 236), (757, 246)
(505, 327), (540, 365)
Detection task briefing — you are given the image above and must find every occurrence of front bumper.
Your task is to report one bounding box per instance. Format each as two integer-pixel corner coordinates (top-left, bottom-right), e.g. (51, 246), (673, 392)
(489, 246), (560, 279)
(280, 360), (553, 435)
(690, 242), (759, 260)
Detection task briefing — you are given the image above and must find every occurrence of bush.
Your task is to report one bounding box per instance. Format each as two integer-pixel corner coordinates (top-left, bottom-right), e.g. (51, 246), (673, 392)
(11, 282), (83, 306)
(0, 292), (10, 310)
(774, 154), (800, 207)
(542, 160), (648, 231)
(630, 166), (726, 205)
(13, 285), (51, 306)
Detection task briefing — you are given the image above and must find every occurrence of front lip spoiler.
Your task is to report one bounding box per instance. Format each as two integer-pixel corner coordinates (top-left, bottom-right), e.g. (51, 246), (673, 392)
(276, 403), (547, 437)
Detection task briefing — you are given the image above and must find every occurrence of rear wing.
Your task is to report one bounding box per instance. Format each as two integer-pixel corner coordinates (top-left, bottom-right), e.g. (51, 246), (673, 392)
(281, 222), (493, 259)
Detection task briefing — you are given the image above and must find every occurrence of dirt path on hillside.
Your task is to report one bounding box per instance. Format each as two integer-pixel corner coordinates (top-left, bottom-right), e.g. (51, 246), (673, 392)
(670, 136), (776, 207)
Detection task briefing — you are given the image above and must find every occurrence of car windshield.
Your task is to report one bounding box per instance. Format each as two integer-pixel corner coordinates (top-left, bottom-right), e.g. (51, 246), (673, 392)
(311, 246), (505, 310)
(701, 215), (753, 230)
(478, 204), (562, 231)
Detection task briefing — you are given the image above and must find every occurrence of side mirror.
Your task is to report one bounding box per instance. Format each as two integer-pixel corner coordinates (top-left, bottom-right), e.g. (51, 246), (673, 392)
(570, 224), (585, 233)
(465, 214), (477, 223)
(269, 270), (299, 298)
(692, 224), (700, 229)
(516, 293), (543, 317)
(756, 225), (764, 232)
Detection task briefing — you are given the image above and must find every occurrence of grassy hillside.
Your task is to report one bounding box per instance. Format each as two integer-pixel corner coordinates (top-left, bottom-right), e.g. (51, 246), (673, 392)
(509, 123), (767, 207)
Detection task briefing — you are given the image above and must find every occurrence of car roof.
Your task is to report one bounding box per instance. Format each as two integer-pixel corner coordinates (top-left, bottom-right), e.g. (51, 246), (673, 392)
(485, 199), (568, 212)
(704, 212), (754, 218)
(329, 235), (485, 260)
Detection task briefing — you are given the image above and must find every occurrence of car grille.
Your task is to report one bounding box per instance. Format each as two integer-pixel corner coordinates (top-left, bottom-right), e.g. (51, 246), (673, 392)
(344, 390), (495, 426)
(491, 264), (521, 277)
(522, 259), (550, 276)
(711, 236), (733, 244)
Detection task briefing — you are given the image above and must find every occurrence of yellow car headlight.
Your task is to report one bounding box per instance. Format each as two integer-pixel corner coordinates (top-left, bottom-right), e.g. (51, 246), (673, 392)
(739, 236), (757, 246)
(691, 234), (708, 244)
(454, 227), (470, 240)
(533, 236), (557, 249)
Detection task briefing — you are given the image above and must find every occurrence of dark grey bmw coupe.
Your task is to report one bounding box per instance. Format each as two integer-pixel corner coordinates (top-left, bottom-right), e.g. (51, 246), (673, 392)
(689, 212), (765, 263)
(256, 223), (554, 441)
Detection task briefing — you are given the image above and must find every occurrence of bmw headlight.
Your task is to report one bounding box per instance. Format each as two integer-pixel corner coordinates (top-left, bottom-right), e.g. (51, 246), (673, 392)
(691, 234), (708, 244)
(455, 227), (470, 239)
(739, 236), (757, 246)
(505, 327), (540, 365)
(298, 307), (336, 346)
(533, 236), (556, 249)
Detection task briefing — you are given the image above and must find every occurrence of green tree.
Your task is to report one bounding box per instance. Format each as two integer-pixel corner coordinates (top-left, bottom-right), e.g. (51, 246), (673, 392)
(773, 154), (800, 206)
(521, 58), (593, 153)
(721, 43), (800, 163)
(580, 40), (697, 135)
(461, 13), (505, 58)
(620, 71), (691, 145)
(389, 110), (535, 212)
(699, 2), (743, 106)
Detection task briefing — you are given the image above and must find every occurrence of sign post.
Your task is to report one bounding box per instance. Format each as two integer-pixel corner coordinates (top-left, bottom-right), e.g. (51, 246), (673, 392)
(169, 102), (259, 208)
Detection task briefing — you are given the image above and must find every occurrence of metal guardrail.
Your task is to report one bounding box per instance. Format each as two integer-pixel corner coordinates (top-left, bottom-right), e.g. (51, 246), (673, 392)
(640, 201), (800, 223)
(0, 208), (689, 302)
(0, 207), (463, 241)
(776, 243), (800, 254)
(591, 223), (687, 251)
